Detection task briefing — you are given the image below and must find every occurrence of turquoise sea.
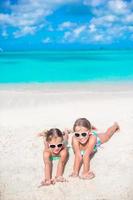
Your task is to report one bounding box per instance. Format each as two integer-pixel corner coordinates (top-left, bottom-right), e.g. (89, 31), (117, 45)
(0, 50), (133, 83)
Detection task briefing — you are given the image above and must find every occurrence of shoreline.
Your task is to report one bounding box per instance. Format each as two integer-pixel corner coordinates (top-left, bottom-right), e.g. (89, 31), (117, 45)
(0, 80), (133, 93)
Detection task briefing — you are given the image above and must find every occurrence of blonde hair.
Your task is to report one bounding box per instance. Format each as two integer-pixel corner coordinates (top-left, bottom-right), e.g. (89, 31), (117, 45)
(73, 118), (92, 131)
(42, 128), (63, 142)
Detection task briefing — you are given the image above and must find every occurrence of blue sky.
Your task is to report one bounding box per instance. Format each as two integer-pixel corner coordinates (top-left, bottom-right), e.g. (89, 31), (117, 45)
(0, 0), (133, 51)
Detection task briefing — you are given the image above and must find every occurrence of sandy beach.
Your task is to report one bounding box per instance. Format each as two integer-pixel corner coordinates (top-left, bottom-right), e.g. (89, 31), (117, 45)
(0, 82), (133, 200)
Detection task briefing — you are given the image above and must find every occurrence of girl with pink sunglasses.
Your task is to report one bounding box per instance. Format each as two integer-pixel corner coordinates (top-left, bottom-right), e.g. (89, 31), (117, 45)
(70, 118), (119, 179)
(38, 128), (69, 186)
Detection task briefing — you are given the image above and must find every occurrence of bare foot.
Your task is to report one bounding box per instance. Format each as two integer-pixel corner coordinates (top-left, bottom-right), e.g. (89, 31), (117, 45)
(92, 125), (98, 131)
(55, 176), (67, 182)
(114, 122), (120, 132)
(69, 172), (79, 178)
(80, 171), (95, 180)
(38, 179), (55, 187)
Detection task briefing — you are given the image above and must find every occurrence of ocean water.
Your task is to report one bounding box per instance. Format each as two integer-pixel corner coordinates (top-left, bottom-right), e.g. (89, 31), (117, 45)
(0, 50), (133, 83)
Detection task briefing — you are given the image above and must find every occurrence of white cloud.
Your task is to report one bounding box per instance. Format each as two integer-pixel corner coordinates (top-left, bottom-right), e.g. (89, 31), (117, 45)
(0, 0), (79, 38)
(1, 0), (133, 45)
(64, 31), (71, 40)
(93, 34), (104, 42)
(104, 15), (117, 22)
(89, 24), (96, 32)
(63, 25), (113, 44)
(0, 13), (13, 25)
(83, 0), (133, 44)
(13, 26), (37, 38)
(61, 0), (133, 44)
(91, 15), (117, 27)
(42, 37), (52, 44)
(1, 29), (8, 38)
(84, 0), (106, 7)
(108, 0), (129, 15)
(63, 25), (86, 42)
(73, 26), (86, 37)
(125, 13), (133, 23)
(58, 21), (76, 30)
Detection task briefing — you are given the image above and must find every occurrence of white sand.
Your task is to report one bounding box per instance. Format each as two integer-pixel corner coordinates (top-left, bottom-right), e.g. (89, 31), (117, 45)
(0, 82), (133, 200)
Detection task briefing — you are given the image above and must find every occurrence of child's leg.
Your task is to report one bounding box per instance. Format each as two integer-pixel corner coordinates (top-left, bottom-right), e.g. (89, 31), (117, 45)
(98, 122), (119, 144)
(42, 150), (52, 185)
(55, 148), (68, 182)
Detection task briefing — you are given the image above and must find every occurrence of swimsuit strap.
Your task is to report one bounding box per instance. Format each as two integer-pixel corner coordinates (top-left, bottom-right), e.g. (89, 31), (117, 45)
(91, 131), (98, 137)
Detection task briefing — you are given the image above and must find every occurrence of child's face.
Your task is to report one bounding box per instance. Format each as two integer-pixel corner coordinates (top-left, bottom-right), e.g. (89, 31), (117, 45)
(48, 137), (63, 154)
(74, 126), (90, 145)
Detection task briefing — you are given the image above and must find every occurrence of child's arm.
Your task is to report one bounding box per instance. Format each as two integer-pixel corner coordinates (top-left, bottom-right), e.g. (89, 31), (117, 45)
(55, 148), (68, 182)
(70, 136), (82, 177)
(40, 150), (53, 186)
(82, 135), (96, 177)
(85, 135), (97, 155)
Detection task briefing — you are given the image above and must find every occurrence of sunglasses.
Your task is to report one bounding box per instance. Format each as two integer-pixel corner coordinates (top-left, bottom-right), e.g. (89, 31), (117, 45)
(49, 143), (63, 149)
(74, 132), (88, 138)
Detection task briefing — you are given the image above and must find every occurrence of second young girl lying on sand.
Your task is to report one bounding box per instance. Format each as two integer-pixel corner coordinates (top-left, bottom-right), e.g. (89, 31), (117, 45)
(70, 118), (119, 179)
(39, 128), (69, 186)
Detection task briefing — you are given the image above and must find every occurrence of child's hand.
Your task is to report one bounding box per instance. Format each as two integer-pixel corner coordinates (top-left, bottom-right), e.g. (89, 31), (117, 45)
(69, 172), (79, 178)
(63, 128), (72, 135)
(62, 128), (72, 141)
(80, 171), (95, 180)
(55, 176), (68, 182)
(38, 179), (55, 187)
(37, 130), (47, 137)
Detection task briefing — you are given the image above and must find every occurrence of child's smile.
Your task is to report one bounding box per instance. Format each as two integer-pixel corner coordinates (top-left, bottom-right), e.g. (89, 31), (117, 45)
(48, 137), (63, 154)
(74, 126), (90, 145)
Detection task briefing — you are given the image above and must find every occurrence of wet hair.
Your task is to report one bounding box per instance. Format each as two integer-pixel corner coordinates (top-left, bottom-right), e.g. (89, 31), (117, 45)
(73, 118), (92, 131)
(44, 128), (63, 142)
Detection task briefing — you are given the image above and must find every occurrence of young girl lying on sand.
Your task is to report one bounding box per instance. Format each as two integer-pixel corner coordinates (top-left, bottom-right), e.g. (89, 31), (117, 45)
(70, 118), (119, 179)
(38, 128), (69, 186)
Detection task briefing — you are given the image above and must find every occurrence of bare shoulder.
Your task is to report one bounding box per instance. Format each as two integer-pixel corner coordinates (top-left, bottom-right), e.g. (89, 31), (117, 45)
(43, 148), (51, 157)
(89, 134), (97, 143)
(60, 146), (69, 156)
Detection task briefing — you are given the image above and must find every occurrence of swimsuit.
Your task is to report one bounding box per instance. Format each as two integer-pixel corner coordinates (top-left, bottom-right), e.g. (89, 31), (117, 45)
(50, 155), (60, 161)
(92, 131), (101, 151)
(80, 131), (101, 156)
